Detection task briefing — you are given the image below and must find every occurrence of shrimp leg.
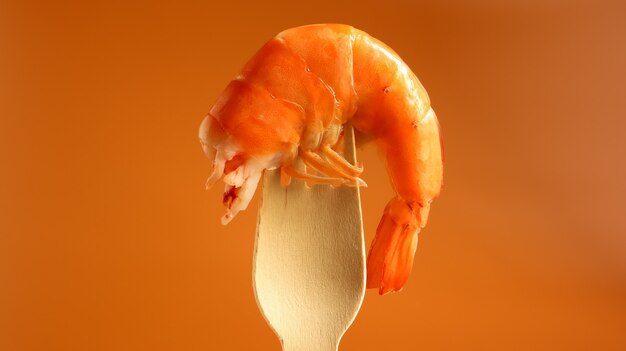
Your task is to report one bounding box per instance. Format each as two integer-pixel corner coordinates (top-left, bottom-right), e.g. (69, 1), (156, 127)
(282, 164), (345, 187)
(300, 149), (367, 187)
(321, 144), (363, 177)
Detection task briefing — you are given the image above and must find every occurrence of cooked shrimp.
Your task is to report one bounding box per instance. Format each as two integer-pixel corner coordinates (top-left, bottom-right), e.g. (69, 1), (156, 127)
(199, 24), (443, 295)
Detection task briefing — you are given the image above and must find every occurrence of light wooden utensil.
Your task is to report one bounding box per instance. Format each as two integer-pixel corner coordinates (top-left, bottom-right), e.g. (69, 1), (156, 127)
(253, 125), (366, 351)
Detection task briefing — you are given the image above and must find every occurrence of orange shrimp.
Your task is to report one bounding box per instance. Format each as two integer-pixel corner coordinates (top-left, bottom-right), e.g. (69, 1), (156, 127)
(199, 24), (443, 295)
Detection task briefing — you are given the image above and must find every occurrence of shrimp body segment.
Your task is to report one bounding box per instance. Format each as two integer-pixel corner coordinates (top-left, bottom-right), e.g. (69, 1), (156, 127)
(199, 24), (443, 295)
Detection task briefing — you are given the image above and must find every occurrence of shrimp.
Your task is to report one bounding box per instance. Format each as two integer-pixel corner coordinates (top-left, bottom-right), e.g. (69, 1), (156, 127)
(199, 24), (443, 295)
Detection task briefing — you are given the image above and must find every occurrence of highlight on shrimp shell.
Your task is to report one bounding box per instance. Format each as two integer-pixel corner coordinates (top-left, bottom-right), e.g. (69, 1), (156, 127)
(199, 24), (443, 295)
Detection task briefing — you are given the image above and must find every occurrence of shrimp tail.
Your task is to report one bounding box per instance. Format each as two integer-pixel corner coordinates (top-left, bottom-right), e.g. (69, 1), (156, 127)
(367, 197), (430, 295)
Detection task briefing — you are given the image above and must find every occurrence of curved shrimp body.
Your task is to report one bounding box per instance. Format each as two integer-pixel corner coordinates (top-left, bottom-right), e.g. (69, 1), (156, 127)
(199, 24), (443, 295)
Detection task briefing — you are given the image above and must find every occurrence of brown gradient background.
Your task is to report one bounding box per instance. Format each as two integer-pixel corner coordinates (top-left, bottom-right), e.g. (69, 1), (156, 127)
(2, 0), (625, 350)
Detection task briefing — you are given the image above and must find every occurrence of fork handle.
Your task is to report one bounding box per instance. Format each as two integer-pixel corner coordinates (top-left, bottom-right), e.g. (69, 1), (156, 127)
(282, 336), (338, 351)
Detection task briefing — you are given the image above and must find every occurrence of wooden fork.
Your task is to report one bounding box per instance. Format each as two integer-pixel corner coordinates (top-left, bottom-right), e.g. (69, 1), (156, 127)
(253, 125), (366, 351)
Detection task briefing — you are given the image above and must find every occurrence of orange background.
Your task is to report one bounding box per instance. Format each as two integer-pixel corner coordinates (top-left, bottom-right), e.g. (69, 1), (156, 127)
(2, 0), (625, 350)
